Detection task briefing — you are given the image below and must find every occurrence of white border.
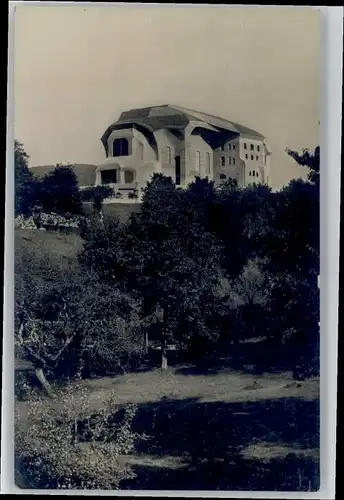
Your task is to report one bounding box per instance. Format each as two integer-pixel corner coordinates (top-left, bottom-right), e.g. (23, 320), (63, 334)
(2, 4), (341, 498)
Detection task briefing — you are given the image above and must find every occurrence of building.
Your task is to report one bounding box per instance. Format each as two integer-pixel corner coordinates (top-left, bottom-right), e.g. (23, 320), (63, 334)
(30, 104), (272, 203)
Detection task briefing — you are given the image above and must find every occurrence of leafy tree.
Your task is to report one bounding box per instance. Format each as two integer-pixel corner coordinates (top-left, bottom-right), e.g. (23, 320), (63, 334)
(15, 246), (143, 396)
(36, 164), (83, 216)
(260, 148), (320, 377)
(286, 146), (320, 186)
(15, 140), (37, 216)
(80, 174), (225, 368)
(80, 185), (114, 220)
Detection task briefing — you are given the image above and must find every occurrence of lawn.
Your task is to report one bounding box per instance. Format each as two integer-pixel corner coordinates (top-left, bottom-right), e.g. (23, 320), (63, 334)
(16, 366), (320, 491)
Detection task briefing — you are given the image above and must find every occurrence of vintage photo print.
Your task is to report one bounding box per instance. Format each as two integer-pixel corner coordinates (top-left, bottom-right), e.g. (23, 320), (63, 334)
(2, 3), (341, 497)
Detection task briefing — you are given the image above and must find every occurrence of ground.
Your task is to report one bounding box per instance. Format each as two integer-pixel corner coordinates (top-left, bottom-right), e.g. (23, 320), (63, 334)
(16, 366), (320, 491)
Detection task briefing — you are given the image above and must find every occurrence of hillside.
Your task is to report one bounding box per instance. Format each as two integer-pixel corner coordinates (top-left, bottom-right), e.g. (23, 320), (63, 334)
(15, 228), (83, 266)
(83, 202), (140, 224)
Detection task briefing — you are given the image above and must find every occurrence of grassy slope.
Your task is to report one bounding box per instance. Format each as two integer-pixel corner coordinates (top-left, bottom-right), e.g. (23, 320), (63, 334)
(83, 202), (140, 224)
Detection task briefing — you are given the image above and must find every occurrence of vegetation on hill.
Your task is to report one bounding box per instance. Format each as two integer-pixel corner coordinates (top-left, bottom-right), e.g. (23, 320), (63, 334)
(14, 139), (320, 490)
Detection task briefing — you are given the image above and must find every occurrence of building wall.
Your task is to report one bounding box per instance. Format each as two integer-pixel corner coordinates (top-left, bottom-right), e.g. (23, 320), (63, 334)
(185, 129), (214, 184)
(239, 137), (266, 185)
(107, 128), (157, 163)
(154, 129), (185, 182)
(213, 136), (240, 184)
(99, 123), (271, 200)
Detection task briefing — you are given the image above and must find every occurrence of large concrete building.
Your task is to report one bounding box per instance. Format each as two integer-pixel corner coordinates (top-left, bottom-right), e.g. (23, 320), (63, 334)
(31, 105), (272, 203)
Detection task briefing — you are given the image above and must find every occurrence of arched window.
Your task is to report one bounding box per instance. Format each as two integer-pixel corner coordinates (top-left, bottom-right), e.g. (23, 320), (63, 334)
(220, 173), (227, 180)
(113, 138), (129, 157)
(205, 153), (211, 175)
(195, 151), (201, 172)
(124, 170), (134, 183)
(166, 146), (172, 164)
(249, 171), (252, 176)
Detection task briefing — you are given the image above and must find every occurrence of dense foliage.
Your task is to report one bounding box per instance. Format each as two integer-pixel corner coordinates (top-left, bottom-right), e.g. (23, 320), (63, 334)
(15, 140), (320, 488)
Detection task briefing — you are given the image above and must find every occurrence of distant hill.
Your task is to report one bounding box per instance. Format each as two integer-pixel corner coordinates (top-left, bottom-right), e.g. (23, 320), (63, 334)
(30, 164), (98, 187)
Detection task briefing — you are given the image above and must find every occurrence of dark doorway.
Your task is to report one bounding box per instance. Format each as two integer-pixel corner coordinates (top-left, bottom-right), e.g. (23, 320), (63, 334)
(175, 156), (181, 185)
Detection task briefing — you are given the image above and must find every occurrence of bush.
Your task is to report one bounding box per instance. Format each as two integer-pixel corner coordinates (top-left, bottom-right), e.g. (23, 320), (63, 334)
(15, 381), (138, 489)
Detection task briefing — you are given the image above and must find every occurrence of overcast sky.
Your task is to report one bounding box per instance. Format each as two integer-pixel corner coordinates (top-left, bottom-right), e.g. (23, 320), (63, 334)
(13, 5), (320, 190)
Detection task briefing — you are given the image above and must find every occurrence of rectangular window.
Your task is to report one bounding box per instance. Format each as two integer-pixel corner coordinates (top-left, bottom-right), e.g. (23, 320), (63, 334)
(228, 144), (232, 150)
(221, 156), (226, 166)
(228, 157), (232, 165)
(250, 144), (254, 151)
(233, 158), (236, 165)
(113, 138), (129, 157)
(220, 145), (224, 151)
(233, 144), (236, 150)
(244, 143), (247, 149)
(245, 154), (248, 159)
(101, 169), (117, 184)
(251, 155), (254, 160)
(256, 155), (259, 161)
(257, 145), (260, 152)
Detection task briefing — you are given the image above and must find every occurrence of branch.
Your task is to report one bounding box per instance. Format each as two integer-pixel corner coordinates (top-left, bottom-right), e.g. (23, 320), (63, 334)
(46, 335), (74, 361)
(17, 322), (47, 367)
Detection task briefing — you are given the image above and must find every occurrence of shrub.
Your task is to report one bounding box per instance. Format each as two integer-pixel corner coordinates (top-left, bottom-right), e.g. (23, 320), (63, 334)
(15, 381), (138, 489)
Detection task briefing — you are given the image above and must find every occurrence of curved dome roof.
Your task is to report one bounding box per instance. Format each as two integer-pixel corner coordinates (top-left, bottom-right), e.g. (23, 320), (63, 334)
(101, 104), (265, 145)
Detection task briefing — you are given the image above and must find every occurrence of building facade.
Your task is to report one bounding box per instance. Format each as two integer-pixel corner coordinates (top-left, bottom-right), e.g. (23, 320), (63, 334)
(30, 105), (272, 203)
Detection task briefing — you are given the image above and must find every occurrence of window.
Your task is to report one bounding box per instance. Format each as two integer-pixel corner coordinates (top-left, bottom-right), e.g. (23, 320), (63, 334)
(101, 169), (117, 184)
(205, 152), (211, 175)
(257, 145), (260, 152)
(249, 171), (252, 176)
(233, 158), (236, 165)
(221, 156), (226, 166)
(220, 145), (225, 151)
(244, 143), (247, 149)
(245, 154), (248, 159)
(220, 173), (227, 180)
(233, 144), (236, 150)
(251, 155), (254, 160)
(228, 144), (232, 150)
(256, 155), (259, 161)
(124, 170), (134, 183)
(195, 151), (201, 172)
(113, 138), (129, 157)
(166, 146), (172, 164)
(228, 157), (232, 166)
(250, 144), (254, 151)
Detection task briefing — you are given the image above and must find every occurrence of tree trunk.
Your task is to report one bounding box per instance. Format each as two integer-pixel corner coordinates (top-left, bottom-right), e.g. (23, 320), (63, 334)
(161, 347), (168, 370)
(161, 338), (168, 370)
(35, 367), (55, 398)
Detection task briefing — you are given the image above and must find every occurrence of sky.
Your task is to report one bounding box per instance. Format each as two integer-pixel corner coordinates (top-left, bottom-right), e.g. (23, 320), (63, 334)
(13, 4), (321, 190)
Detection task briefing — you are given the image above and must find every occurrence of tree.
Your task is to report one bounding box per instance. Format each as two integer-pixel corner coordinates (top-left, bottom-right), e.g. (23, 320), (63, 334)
(15, 140), (37, 216)
(15, 246), (144, 396)
(286, 146), (320, 186)
(258, 148), (320, 377)
(36, 164), (83, 216)
(80, 185), (114, 222)
(80, 174), (225, 369)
